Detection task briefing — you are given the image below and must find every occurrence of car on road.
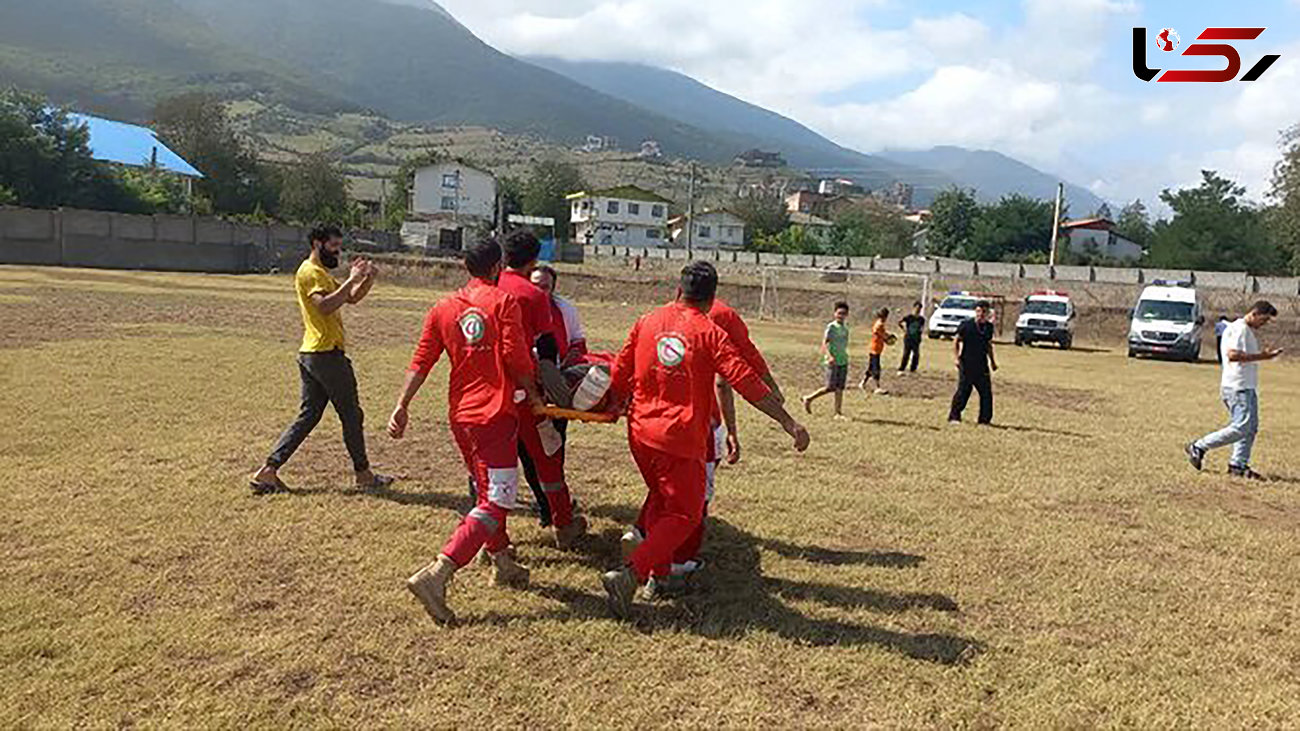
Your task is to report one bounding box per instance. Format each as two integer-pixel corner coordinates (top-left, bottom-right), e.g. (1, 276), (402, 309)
(1127, 280), (1204, 361)
(1015, 290), (1075, 349)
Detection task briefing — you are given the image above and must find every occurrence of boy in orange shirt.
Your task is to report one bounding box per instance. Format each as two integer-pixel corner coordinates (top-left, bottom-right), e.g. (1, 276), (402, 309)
(859, 307), (894, 395)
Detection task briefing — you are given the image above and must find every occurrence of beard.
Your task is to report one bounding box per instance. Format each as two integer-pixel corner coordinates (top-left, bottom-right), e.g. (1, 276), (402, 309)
(319, 249), (340, 269)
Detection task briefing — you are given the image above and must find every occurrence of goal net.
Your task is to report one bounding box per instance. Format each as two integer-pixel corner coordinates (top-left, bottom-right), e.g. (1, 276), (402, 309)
(757, 266), (933, 322)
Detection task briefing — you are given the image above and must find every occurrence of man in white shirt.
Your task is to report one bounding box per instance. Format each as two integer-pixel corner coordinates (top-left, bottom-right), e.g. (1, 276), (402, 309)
(1186, 301), (1282, 481)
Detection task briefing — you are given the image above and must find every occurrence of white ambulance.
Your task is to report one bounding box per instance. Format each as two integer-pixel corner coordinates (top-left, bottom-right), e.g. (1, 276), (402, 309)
(1127, 280), (1204, 361)
(1014, 290), (1075, 349)
(927, 291), (979, 339)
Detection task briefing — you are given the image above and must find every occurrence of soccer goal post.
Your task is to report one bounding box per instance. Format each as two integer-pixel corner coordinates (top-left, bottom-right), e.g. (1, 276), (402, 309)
(757, 266), (932, 322)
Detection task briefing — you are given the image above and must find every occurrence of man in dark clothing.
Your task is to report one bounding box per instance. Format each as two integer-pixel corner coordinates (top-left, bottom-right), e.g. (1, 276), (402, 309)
(898, 301), (926, 373)
(948, 301), (998, 425)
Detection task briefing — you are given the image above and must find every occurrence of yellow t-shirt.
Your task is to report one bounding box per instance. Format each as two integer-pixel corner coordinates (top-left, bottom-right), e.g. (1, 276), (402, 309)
(295, 259), (345, 352)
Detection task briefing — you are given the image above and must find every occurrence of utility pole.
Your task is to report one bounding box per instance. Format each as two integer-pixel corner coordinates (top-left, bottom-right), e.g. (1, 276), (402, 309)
(686, 161), (696, 258)
(1048, 182), (1064, 268)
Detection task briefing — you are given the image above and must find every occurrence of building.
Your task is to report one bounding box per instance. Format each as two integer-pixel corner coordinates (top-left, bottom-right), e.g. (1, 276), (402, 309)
(788, 211), (834, 230)
(876, 181), (915, 209)
(668, 210), (747, 250)
(568, 185), (673, 247)
(734, 149), (786, 168)
(581, 135), (619, 153)
(786, 190), (826, 215)
(408, 160), (497, 249)
(1061, 218), (1143, 262)
(817, 178), (864, 196)
(637, 140), (663, 160)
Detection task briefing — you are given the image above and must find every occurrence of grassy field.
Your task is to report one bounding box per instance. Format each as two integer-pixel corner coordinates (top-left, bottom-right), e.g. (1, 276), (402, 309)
(3, 265), (1300, 728)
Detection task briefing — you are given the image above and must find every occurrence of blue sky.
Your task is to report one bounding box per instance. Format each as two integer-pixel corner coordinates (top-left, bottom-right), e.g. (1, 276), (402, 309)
(440, 0), (1299, 211)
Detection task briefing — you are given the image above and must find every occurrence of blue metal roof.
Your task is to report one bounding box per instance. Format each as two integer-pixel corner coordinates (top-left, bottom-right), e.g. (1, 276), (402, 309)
(68, 113), (204, 178)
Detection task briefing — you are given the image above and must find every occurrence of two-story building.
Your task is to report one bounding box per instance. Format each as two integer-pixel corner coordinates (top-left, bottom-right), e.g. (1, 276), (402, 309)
(568, 186), (673, 247)
(406, 160), (497, 249)
(667, 210), (747, 250)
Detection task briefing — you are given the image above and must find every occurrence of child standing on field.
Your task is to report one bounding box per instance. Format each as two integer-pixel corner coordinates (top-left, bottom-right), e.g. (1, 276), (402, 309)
(859, 308), (893, 395)
(802, 301), (851, 417)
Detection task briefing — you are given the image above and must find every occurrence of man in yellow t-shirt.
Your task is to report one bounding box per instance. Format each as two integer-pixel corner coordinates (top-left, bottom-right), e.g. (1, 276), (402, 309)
(249, 225), (393, 494)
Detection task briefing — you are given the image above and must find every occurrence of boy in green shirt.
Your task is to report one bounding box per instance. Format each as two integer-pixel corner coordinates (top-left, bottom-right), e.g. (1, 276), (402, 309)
(802, 301), (850, 417)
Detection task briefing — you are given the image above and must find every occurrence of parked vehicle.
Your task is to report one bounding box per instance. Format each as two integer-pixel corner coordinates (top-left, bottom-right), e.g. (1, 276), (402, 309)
(927, 291), (979, 339)
(1015, 290), (1075, 349)
(1127, 280), (1204, 361)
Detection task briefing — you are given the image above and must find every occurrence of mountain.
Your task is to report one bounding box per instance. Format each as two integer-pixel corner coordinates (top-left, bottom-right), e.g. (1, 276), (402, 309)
(0, 0), (355, 120)
(525, 58), (1110, 211)
(524, 56), (944, 195)
(879, 147), (1107, 213)
(169, 0), (752, 163)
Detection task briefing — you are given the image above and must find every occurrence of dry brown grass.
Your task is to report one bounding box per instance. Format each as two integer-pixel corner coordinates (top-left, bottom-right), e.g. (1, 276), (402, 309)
(3, 265), (1300, 728)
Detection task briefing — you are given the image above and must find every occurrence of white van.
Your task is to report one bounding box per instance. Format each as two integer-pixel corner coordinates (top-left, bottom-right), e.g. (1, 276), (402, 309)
(1015, 290), (1075, 349)
(1127, 280), (1204, 361)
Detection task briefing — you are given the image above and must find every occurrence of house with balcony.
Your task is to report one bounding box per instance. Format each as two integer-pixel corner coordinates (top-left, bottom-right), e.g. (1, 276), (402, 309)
(667, 210), (747, 250)
(568, 186), (673, 247)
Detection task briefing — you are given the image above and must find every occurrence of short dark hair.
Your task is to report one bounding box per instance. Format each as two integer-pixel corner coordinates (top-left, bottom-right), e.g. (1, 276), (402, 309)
(877, 307), (890, 319)
(502, 230), (541, 269)
(309, 225), (343, 246)
(535, 264), (558, 284)
(680, 261), (719, 303)
(464, 237), (503, 278)
(975, 300), (991, 311)
(913, 301), (923, 310)
(834, 301), (850, 312)
(1250, 300), (1278, 317)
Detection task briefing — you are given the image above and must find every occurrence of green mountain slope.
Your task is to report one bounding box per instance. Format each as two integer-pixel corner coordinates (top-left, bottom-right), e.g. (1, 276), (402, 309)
(0, 0), (354, 121)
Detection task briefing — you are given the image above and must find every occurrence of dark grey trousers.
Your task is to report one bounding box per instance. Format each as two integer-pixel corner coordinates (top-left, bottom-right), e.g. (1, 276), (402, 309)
(266, 351), (369, 473)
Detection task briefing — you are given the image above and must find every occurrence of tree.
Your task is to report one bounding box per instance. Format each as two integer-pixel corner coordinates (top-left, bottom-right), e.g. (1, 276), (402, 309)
(523, 160), (585, 241)
(116, 167), (193, 215)
(968, 194), (1056, 262)
(1148, 170), (1281, 274)
(1269, 123), (1300, 273)
(0, 88), (141, 211)
(1115, 199), (1153, 249)
(1093, 202), (1113, 220)
(154, 93), (277, 215)
(926, 188), (979, 256)
(826, 202), (915, 258)
(0, 185), (15, 206)
(278, 154), (355, 225)
(731, 189), (789, 247)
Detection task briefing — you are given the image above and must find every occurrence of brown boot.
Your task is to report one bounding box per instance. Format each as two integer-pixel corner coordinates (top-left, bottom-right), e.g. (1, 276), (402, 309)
(554, 514), (589, 550)
(601, 567), (638, 619)
(406, 555), (458, 626)
(489, 549), (531, 588)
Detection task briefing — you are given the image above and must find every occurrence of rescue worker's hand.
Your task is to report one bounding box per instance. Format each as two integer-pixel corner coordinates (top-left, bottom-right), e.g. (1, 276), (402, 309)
(387, 405), (409, 439)
(787, 421), (811, 453)
(725, 432), (742, 465)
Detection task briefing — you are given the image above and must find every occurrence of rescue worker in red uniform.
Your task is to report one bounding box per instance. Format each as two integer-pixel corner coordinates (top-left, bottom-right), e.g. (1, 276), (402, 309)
(622, 298), (785, 589)
(601, 262), (810, 618)
(389, 238), (541, 626)
(496, 231), (587, 546)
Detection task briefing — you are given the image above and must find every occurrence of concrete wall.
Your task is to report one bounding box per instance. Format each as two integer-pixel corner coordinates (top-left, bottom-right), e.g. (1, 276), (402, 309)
(977, 261), (1021, 279)
(1054, 265), (1093, 283)
(577, 242), (1300, 297)
(0, 206), (404, 274)
(1094, 267), (1141, 285)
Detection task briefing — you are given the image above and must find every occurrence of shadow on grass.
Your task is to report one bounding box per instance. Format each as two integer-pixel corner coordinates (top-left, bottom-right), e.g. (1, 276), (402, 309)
(982, 423), (1091, 439)
(850, 416), (944, 433)
(530, 505), (980, 666)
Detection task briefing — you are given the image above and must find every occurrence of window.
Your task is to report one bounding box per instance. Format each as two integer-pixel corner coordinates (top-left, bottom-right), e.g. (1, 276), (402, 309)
(607, 201), (620, 214)
(651, 205), (664, 218)
(628, 202), (641, 216)
(441, 196), (457, 211)
(646, 228), (660, 239)
(442, 173), (458, 189)
(726, 226), (738, 238)
(698, 225), (712, 238)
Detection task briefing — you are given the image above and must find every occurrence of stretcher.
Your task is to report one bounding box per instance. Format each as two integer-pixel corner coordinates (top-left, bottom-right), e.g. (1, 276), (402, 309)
(535, 405), (620, 424)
